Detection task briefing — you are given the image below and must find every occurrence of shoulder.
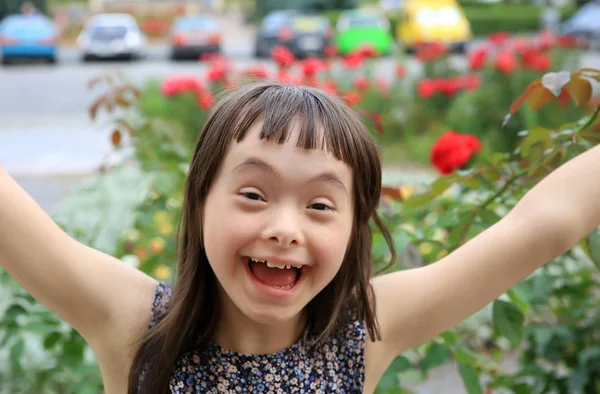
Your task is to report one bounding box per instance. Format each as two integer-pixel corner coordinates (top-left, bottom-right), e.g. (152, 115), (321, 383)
(313, 312), (367, 367)
(148, 280), (172, 330)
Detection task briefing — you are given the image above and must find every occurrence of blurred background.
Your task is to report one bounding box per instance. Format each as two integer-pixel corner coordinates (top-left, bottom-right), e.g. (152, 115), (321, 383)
(1, 0), (600, 392)
(0, 0), (597, 211)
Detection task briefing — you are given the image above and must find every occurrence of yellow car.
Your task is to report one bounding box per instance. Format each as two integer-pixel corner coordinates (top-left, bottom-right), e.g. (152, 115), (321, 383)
(395, 0), (473, 53)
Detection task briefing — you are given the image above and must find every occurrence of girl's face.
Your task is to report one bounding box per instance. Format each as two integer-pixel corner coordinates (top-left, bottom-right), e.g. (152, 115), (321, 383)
(202, 121), (354, 326)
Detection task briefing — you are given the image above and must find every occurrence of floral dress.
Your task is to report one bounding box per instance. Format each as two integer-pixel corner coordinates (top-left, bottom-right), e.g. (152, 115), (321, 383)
(149, 281), (367, 393)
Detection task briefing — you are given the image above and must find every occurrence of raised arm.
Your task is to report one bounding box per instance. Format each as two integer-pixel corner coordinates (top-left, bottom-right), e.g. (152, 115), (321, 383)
(372, 143), (600, 358)
(0, 165), (156, 346)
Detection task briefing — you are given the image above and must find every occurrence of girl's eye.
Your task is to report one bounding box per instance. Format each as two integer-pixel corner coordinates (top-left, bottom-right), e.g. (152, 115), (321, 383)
(310, 203), (333, 212)
(242, 192), (264, 202)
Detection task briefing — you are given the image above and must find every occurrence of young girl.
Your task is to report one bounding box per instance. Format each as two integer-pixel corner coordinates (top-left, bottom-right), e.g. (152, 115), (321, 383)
(1, 81), (599, 394)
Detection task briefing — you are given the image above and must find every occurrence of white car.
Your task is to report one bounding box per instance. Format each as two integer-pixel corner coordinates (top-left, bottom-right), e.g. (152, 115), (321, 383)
(77, 13), (146, 61)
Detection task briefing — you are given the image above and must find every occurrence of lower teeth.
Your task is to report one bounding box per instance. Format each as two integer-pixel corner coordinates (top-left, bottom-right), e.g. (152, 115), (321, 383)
(272, 284), (294, 290)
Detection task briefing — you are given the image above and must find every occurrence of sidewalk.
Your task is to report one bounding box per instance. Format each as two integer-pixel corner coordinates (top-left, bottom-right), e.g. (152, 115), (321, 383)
(0, 128), (121, 177)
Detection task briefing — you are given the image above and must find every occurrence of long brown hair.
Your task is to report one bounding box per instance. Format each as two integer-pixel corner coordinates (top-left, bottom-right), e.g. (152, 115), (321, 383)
(128, 81), (395, 393)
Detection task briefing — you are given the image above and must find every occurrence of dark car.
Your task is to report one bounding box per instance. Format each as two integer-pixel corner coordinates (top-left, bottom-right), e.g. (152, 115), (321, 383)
(560, 0), (600, 50)
(254, 10), (333, 59)
(169, 15), (221, 61)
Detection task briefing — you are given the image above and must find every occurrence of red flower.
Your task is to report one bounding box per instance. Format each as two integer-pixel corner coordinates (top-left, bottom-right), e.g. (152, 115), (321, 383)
(488, 32), (510, 46)
(206, 58), (228, 82)
(276, 70), (302, 85)
(557, 34), (576, 48)
(342, 52), (364, 68)
(468, 46), (488, 70)
(431, 131), (482, 174)
(324, 44), (338, 58)
(160, 75), (204, 96)
(242, 65), (270, 80)
(343, 91), (361, 106)
(375, 78), (390, 97)
(532, 53), (551, 72)
(512, 37), (529, 54)
(353, 76), (369, 91)
(357, 44), (377, 58)
(537, 30), (555, 51)
(301, 58), (324, 77)
(438, 78), (461, 96)
(320, 80), (338, 96)
(371, 112), (384, 135)
(494, 49), (516, 73)
(395, 64), (406, 78)
(272, 45), (296, 68)
(415, 42), (447, 62)
(456, 74), (481, 91)
(197, 92), (214, 109)
(417, 79), (438, 98)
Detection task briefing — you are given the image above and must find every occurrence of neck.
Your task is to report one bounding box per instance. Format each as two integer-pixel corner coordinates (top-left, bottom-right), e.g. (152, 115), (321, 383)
(214, 289), (307, 355)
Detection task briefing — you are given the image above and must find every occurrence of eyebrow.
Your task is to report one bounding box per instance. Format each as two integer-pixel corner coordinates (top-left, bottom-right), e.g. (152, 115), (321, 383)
(232, 157), (349, 196)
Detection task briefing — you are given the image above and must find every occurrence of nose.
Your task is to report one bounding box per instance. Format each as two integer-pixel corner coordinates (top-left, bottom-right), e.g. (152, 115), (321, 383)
(262, 207), (304, 247)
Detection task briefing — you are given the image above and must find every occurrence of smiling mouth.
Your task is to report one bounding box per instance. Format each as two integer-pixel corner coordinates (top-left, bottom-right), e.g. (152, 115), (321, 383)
(247, 258), (303, 290)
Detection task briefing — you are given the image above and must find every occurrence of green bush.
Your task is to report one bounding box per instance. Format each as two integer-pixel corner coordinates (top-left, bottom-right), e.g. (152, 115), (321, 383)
(463, 5), (576, 36)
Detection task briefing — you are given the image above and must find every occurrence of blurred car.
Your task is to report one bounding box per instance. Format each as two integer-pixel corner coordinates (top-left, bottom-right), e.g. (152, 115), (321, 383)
(254, 10), (333, 59)
(169, 15), (221, 60)
(560, 0), (600, 50)
(77, 13), (146, 61)
(334, 9), (394, 56)
(0, 14), (58, 65)
(396, 0), (472, 53)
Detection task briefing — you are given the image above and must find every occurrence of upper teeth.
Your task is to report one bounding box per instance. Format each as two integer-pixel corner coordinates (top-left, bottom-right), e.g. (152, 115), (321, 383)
(252, 259), (302, 270)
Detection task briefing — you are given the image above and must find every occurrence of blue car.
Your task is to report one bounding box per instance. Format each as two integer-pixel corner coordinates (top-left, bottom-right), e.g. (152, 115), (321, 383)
(0, 14), (58, 65)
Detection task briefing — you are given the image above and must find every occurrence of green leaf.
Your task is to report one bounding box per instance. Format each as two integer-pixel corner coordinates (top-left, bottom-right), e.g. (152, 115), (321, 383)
(586, 228), (600, 270)
(153, 172), (178, 196)
(439, 331), (458, 346)
(579, 346), (600, 366)
(568, 368), (589, 391)
(404, 191), (437, 207)
(506, 287), (530, 315)
(454, 347), (488, 364)
(492, 300), (524, 348)
(580, 127), (600, 144)
(10, 338), (25, 370)
(520, 126), (552, 153)
(393, 230), (413, 257)
(457, 361), (484, 394)
(43, 332), (62, 350)
(420, 343), (451, 371)
(431, 176), (455, 196)
(388, 355), (412, 374)
(477, 208), (502, 225)
(462, 176), (481, 190)
(377, 356), (411, 389)
(448, 210), (477, 246)
(3, 304), (27, 322)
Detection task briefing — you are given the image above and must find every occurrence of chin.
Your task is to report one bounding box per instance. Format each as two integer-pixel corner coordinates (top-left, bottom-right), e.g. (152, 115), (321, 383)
(241, 303), (305, 326)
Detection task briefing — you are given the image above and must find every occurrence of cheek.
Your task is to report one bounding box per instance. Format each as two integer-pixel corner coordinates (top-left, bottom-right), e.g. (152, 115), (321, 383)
(310, 221), (352, 274)
(202, 193), (259, 263)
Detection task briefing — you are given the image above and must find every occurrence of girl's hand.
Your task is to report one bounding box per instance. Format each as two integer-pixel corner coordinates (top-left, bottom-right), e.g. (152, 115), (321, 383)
(366, 143), (600, 367)
(0, 166), (157, 353)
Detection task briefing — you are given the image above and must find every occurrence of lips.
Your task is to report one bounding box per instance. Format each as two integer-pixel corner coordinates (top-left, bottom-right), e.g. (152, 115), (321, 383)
(248, 258), (301, 289)
(243, 256), (309, 297)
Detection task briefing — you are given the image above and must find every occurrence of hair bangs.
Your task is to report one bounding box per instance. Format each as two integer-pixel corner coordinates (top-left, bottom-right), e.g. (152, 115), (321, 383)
(228, 83), (369, 168)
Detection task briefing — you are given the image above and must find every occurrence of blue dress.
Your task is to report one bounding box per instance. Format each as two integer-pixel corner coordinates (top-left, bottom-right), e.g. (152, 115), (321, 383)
(148, 281), (367, 393)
